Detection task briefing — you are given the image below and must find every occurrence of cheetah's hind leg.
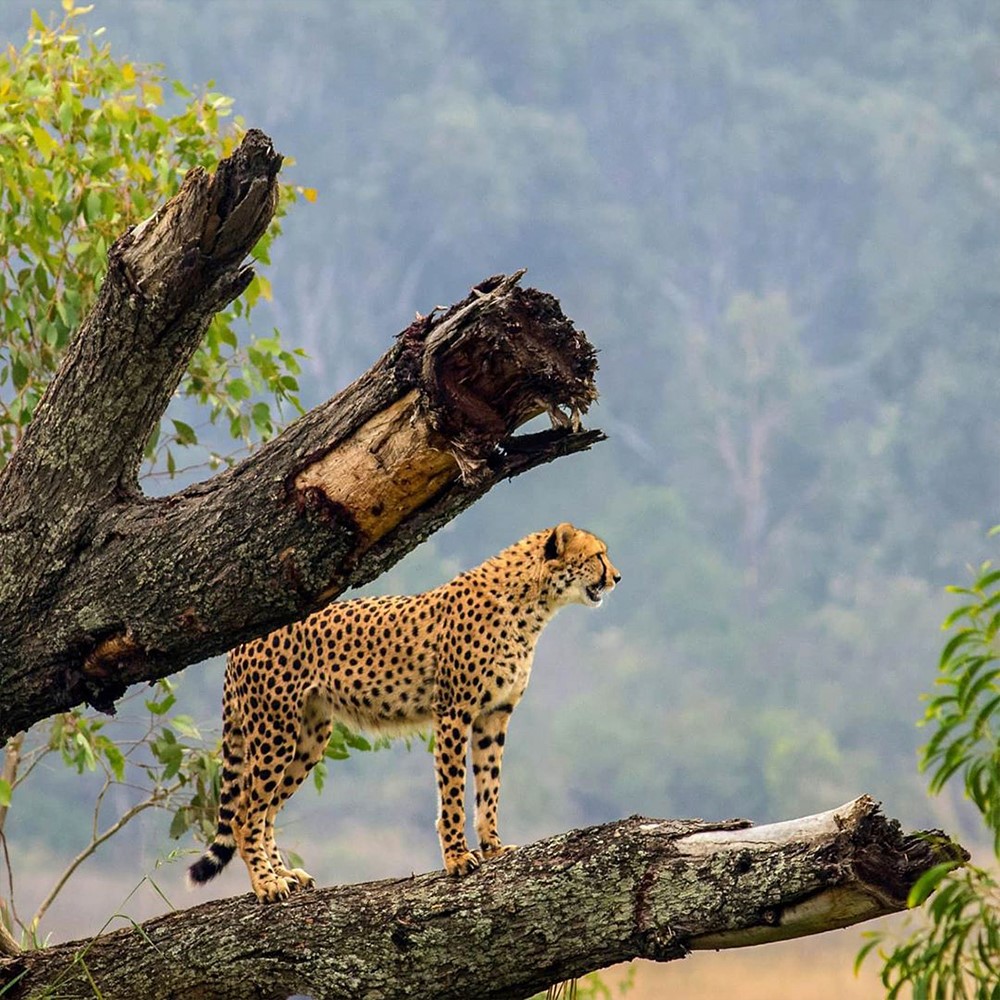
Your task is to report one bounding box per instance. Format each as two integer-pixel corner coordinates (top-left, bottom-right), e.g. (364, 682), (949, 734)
(263, 685), (336, 891)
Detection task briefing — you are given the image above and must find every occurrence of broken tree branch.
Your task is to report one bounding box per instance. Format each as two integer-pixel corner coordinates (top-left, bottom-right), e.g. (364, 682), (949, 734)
(0, 131), (602, 743)
(0, 796), (969, 1000)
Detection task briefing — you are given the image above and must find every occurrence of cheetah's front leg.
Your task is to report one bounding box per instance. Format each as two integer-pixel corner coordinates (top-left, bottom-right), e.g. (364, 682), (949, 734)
(433, 708), (479, 876)
(472, 707), (517, 861)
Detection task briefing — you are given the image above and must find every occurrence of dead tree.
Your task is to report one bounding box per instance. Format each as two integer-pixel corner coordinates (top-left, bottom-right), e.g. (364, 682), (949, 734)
(0, 796), (968, 999)
(0, 130), (602, 742)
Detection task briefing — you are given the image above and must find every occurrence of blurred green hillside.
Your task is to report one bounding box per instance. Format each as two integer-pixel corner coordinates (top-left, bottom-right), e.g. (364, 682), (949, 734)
(0, 0), (996, 938)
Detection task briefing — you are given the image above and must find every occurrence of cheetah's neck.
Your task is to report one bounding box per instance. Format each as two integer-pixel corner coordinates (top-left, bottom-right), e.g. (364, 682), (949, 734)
(445, 533), (566, 633)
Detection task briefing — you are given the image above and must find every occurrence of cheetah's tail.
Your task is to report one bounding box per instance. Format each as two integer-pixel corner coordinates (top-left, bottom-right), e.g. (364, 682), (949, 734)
(187, 840), (236, 885)
(188, 675), (244, 887)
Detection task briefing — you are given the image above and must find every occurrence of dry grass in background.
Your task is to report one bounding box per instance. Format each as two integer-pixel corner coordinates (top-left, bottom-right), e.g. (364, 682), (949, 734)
(621, 935), (884, 1000)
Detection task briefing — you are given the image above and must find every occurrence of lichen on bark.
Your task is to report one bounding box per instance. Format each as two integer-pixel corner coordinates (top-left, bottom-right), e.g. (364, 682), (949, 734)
(0, 797), (968, 1000)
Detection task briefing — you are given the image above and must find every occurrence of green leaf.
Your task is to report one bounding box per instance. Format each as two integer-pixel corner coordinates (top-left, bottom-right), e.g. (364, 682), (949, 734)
(168, 809), (189, 840)
(958, 666), (999, 714)
(939, 630), (976, 670)
(972, 693), (1000, 735)
(941, 604), (976, 630)
(906, 862), (964, 908)
(251, 401), (271, 433)
(101, 742), (126, 782)
(171, 419), (197, 446)
(0, 778), (11, 807)
(84, 187), (101, 223)
(158, 743), (183, 780)
(31, 125), (57, 158)
(227, 377), (250, 401)
(58, 97), (74, 133)
(312, 760), (327, 792)
(146, 692), (176, 715)
(928, 749), (971, 796)
(22, 79), (51, 101)
(218, 325), (238, 350)
(11, 356), (29, 390)
(854, 932), (883, 975)
(342, 731), (372, 752)
(74, 730), (97, 771)
(171, 715), (201, 740)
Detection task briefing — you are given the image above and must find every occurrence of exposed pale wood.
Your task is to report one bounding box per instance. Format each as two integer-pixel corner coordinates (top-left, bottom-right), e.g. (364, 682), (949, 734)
(293, 389), (457, 545)
(0, 796), (968, 1000)
(676, 796), (926, 948)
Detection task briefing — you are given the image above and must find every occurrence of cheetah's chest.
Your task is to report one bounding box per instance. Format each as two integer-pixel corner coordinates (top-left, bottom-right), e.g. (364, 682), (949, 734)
(461, 627), (538, 710)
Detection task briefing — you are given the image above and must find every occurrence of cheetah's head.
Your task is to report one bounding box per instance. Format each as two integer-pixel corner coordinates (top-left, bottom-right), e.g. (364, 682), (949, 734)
(543, 523), (621, 608)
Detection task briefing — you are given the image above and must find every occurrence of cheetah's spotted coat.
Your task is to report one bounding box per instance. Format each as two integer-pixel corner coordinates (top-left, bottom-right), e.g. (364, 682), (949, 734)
(189, 523), (620, 902)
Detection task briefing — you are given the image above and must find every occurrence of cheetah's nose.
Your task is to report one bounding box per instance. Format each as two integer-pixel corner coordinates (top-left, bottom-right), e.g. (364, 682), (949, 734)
(612, 571), (621, 584)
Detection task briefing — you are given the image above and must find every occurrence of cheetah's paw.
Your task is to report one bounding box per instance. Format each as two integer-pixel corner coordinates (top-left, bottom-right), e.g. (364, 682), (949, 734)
(254, 875), (292, 904)
(284, 867), (316, 890)
(274, 865), (315, 890)
(478, 842), (518, 861)
(445, 850), (482, 877)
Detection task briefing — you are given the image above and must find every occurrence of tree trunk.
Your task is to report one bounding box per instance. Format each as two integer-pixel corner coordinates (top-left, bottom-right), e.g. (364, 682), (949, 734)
(0, 130), (602, 743)
(0, 796), (967, 999)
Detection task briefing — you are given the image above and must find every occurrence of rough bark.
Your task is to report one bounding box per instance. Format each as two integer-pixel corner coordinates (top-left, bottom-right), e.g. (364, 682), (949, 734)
(0, 796), (968, 999)
(0, 130), (602, 743)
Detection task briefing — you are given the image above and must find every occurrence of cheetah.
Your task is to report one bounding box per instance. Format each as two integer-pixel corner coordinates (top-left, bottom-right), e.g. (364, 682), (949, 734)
(189, 523), (620, 903)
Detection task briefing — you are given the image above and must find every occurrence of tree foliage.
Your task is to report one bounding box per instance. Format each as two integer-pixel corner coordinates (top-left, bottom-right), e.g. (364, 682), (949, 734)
(859, 548), (1000, 998)
(927, 559), (1000, 853)
(0, 2), (307, 474)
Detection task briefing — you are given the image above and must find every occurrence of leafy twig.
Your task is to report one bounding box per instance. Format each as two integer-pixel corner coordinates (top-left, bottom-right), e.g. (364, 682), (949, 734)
(29, 790), (171, 934)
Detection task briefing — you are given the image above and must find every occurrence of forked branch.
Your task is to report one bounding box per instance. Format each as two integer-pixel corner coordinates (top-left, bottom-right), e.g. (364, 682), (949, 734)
(0, 129), (602, 743)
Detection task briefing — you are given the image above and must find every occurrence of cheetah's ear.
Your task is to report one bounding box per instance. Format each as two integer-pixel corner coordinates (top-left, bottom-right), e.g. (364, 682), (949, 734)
(544, 522), (575, 560)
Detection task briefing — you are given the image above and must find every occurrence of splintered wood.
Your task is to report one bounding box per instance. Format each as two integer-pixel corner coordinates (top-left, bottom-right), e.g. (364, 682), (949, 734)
(290, 273), (599, 554)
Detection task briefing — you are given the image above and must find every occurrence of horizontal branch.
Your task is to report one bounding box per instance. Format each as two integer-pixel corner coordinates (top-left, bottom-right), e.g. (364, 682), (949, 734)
(0, 796), (968, 999)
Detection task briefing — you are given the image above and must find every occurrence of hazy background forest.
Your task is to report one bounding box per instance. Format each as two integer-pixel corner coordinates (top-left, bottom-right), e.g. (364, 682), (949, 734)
(1, 1), (997, 994)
